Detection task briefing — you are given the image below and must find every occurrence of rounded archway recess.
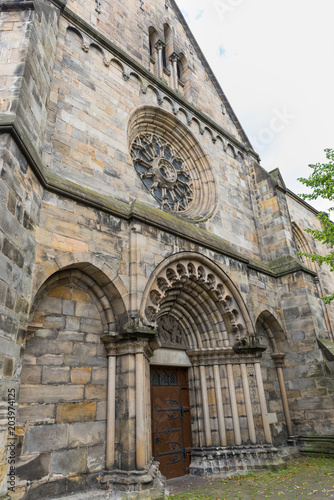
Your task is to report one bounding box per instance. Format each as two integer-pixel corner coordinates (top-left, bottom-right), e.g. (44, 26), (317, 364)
(140, 252), (254, 349)
(128, 106), (218, 221)
(30, 262), (129, 332)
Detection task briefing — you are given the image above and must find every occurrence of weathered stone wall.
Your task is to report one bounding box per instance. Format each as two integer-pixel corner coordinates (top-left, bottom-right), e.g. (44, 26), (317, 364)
(14, 282), (107, 499)
(43, 18), (261, 260)
(0, 133), (41, 497)
(63, 0), (240, 135)
(0, 0), (334, 497)
(282, 194), (334, 438)
(287, 193), (334, 334)
(0, 5), (33, 117)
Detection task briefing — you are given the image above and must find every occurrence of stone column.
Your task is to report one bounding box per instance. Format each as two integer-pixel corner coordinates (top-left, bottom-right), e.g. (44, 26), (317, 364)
(102, 327), (155, 471)
(254, 362), (272, 444)
(129, 223), (141, 317)
(169, 52), (179, 90)
(155, 40), (165, 79)
(240, 363), (256, 444)
(135, 351), (146, 469)
(213, 364), (227, 446)
(199, 365), (212, 447)
(271, 353), (293, 437)
(106, 354), (116, 469)
(227, 363), (242, 445)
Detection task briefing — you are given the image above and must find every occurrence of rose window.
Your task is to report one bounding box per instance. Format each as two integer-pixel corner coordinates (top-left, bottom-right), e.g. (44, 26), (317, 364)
(131, 134), (193, 213)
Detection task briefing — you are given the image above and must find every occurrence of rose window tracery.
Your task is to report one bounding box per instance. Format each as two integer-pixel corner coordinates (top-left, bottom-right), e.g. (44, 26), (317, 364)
(131, 134), (193, 213)
(128, 106), (218, 221)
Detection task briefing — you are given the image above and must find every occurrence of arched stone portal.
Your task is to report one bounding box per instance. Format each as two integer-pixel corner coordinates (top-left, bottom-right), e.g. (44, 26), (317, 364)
(140, 253), (284, 477)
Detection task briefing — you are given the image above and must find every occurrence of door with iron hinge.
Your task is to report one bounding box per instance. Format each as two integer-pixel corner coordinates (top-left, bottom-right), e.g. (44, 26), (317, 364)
(150, 366), (192, 479)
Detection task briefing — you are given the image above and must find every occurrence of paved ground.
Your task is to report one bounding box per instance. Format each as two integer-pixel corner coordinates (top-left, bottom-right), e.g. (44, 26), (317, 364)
(167, 457), (334, 500)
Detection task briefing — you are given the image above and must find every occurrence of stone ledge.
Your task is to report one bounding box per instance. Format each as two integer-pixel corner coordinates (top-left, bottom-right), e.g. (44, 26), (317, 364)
(317, 338), (334, 362)
(189, 444), (288, 477)
(0, 1), (34, 11)
(297, 435), (334, 457)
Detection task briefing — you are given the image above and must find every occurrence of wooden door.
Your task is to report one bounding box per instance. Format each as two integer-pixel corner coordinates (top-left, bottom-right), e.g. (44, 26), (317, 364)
(150, 366), (192, 479)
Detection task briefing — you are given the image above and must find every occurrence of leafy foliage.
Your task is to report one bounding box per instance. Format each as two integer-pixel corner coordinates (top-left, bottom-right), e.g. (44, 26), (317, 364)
(298, 148), (334, 303)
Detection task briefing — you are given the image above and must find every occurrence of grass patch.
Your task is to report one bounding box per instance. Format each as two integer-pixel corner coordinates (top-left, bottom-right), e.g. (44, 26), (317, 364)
(168, 457), (334, 499)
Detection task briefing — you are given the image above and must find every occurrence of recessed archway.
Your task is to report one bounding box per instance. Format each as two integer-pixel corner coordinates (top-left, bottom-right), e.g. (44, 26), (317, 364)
(255, 310), (293, 443)
(15, 262), (128, 498)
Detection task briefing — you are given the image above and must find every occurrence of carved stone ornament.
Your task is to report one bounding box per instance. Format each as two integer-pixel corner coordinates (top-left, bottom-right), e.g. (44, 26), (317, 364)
(157, 315), (187, 349)
(131, 133), (193, 213)
(128, 106), (218, 221)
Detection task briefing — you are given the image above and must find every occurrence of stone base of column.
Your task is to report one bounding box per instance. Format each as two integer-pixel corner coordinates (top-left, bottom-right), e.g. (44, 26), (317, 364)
(189, 445), (297, 477)
(100, 460), (166, 499)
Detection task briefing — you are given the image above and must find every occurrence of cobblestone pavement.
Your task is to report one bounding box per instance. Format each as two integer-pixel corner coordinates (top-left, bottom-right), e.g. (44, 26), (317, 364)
(167, 457), (334, 500)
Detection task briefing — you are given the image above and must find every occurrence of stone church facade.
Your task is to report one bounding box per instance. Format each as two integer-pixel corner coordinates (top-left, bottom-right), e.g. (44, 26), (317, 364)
(0, 0), (333, 498)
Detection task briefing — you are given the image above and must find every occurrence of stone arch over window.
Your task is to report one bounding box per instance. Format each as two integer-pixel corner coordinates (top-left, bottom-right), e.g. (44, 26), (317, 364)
(15, 262), (127, 498)
(141, 252), (254, 349)
(292, 221), (316, 271)
(255, 309), (293, 445)
(128, 106), (218, 221)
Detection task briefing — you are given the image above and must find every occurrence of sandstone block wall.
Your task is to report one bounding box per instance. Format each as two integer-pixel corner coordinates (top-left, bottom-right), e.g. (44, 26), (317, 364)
(0, 134), (41, 496)
(15, 282), (107, 499)
(0, 0), (333, 498)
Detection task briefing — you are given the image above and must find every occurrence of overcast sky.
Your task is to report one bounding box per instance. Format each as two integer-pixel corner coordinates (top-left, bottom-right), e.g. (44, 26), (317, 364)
(177, 0), (334, 215)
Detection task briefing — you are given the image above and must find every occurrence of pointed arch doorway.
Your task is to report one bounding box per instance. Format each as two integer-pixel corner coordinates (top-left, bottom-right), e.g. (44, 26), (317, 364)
(150, 365), (192, 479)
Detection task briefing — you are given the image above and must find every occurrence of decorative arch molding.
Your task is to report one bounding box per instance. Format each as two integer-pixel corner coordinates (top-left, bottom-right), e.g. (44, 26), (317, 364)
(31, 251), (129, 329)
(254, 304), (286, 334)
(128, 106), (218, 221)
(291, 221), (316, 271)
(140, 252), (254, 349)
(29, 269), (114, 334)
(254, 308), (287, 354)
(63, 24), (250, 158)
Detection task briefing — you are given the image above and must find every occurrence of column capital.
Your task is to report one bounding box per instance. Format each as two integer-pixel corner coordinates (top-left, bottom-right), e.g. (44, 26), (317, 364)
(169, 52), (179, 63)
(233, 335), (268, 356)
(155, 39), (165, 50)
(271, 352), (285, 368)
(102, 328), (156, 359)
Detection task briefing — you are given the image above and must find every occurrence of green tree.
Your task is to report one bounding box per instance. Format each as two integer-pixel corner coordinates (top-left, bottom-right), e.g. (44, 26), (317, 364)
(298, 148), (334, 303)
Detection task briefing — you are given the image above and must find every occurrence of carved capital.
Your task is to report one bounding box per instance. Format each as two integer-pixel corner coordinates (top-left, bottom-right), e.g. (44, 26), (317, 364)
(155, 39), (165, 51)
(102, 324), (156, 360)
(271, 353), (285, 368)
(169, 52), (179, 63)
(186, 347), (262, 366)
